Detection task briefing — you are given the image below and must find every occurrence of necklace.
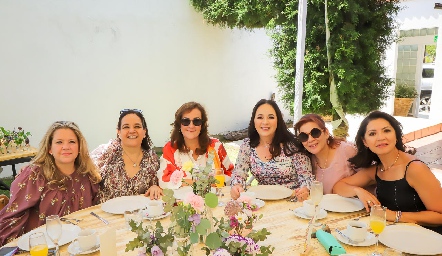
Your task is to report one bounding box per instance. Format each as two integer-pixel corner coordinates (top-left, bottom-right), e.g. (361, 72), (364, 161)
(380, 150), (400, 172)
(123, 149), (142, 167)
(316, 147), (330, 169)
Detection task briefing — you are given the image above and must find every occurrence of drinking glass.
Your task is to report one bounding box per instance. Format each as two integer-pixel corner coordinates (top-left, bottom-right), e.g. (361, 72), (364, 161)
(369, 205), (386, 256)
(310, 181), (323, 226)
(214, 169), (225, 207)
(29, 232), (48, 256)
(46, 215), (62, 256)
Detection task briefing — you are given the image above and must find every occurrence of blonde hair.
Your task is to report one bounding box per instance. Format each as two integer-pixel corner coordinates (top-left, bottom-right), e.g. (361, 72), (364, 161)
(31, 121), (101, 190)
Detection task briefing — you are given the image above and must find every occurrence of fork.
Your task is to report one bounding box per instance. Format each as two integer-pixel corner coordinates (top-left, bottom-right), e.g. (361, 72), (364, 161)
(60, 217), (81, 224)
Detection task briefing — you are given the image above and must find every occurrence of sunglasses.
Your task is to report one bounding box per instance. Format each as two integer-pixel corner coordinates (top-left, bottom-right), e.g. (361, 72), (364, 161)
(181, 118), (203, 126)
(54, 121), (79, 128)
(120, 109), (143, 115)
(298, 128), (322, 142)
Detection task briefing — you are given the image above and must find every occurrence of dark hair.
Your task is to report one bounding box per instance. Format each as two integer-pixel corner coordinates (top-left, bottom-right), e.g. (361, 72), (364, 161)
(349, 111), (405, 168)
(170, 102), (210, 155)
(117, 110), (153, 151)
(248, 99), (302, 157)
(293, 114), (344, 155)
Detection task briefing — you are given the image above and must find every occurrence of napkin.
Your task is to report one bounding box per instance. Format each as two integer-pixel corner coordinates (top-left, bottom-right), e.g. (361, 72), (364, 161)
(100, 227), (117, 256)
(316, 230), (346, 255)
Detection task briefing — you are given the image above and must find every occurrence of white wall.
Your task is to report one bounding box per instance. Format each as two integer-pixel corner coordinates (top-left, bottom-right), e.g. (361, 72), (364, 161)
(0, 0), (290, 177)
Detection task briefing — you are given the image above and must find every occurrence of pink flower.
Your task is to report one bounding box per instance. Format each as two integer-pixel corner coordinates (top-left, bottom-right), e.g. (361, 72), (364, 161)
(237, 195), (253, 205)
(184, 192), (205, 212)
(168, 170), (184, 189)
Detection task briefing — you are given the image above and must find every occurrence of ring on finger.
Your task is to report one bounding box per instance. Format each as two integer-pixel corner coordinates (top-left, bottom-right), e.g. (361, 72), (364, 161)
(367, 200), (372, 205)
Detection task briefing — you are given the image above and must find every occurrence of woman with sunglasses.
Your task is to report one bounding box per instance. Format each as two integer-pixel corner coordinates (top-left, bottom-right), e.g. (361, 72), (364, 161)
(0, 121), (101, 246)
(91, 109), (161, 202)
(157, 102), (234, 189)
(333, 111), (442, 234)
(230, 99), (314, 201)
(293, 114), (357, 194)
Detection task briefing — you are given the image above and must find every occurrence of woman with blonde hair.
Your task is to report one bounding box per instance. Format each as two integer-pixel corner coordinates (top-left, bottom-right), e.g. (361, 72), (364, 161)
(0, 121), (101, 246)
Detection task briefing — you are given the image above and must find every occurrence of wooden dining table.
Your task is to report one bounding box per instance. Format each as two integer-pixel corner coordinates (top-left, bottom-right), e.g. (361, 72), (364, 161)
(3, 187), (442, 256)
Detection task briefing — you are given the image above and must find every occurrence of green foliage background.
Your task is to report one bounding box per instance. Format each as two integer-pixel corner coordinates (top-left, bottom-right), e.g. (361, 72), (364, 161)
(189, 0), (401, 116)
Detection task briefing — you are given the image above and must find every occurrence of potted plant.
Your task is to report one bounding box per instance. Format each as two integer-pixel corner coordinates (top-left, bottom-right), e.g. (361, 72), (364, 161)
(394, 81), (418, 116)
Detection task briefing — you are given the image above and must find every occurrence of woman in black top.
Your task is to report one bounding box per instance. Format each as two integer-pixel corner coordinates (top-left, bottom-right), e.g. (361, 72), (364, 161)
(333, 111), (442, 234)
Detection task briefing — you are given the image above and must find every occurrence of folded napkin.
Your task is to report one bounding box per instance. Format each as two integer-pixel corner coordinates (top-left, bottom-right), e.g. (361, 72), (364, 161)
(316, 230), (346, 255)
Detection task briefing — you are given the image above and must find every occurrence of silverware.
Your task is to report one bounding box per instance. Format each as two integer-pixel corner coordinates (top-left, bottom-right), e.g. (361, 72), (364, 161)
(90, 212), (109, 225)
(335, 228), (359, 244)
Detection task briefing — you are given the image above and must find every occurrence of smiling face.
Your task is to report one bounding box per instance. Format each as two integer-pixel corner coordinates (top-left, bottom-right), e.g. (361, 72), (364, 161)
(298, 121), (329, 155)
(363, 118), (397, 155)
(49, 128), (79, 167)
(117, 113), (146, 148)
(254, 103), (277, 140)
(180, 108), (202, 142)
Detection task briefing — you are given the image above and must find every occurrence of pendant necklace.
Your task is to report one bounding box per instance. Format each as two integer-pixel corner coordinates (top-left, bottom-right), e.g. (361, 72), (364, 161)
(380, 150), (400, 172)
(316, 147), (330, 169)
(123, 149), (141, 167)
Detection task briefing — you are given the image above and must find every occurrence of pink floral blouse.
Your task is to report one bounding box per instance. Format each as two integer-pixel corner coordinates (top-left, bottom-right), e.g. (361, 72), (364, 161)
(0, 165), (99, 246)
(231, 138), (314, 190)
(91, 139), (160, 203)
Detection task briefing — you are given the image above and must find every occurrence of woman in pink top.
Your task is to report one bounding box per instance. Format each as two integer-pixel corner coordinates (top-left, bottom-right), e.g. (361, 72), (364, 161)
(294, 114), (356, 194)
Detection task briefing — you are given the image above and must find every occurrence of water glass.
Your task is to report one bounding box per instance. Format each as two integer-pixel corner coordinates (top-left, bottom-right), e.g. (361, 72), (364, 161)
(29, 232), (48, 256)
(214, 169), (225, 206)
(310, 181), (323, 226)
(46, 215), (62, 256)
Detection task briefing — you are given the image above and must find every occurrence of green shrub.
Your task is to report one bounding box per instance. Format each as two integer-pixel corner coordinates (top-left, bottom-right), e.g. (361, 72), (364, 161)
(395, 83), (417, 98)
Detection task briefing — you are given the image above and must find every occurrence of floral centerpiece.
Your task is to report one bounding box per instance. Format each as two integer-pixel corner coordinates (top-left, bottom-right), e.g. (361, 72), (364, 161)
(204, 198), (274, 256)
(0, 127), (31, 153)
(125, 221), (175, 256)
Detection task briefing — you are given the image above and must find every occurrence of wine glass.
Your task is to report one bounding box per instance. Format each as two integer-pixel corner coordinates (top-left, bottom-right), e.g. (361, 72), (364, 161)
(369, 205), (386, 256)
(310, 180), (323, 226)
(29, 232), (48, 256)
(214, 169), (225, 206)
(46, 215), (62, 256)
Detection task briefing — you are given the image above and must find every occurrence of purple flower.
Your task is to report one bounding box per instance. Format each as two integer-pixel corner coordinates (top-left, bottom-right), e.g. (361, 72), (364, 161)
(213, 248), (231, 256)
(188, 213), (201, 225)
(150, 245), (164, 256)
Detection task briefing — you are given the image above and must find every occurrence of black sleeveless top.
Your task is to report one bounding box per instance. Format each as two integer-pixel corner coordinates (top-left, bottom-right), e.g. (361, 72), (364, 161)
(375, 159), (442, 234)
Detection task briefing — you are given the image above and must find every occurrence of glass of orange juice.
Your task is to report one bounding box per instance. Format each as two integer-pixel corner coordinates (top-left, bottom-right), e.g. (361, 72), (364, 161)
(29, 232), (48, 256)
(369, 205), (386, 256)
(214, 169), (225, 206)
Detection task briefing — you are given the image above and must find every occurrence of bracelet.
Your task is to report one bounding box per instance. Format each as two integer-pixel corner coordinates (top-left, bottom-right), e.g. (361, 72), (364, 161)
(394, 210), (402, 223)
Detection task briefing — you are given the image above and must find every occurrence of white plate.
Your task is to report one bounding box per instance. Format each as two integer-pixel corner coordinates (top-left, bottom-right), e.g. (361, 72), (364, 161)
(67, 240), (100, 255)
(379, 225), (442, 255)
(18, 224), (81, 251)
(293, 207), (327, 220)
(246, 185), (292, 200)
(320, 194), (364, 212)
(336, 229), (376, 246)
(141, 211), (171, 220)
(101, 195), (156, 214)
(253, 199), (265, 209)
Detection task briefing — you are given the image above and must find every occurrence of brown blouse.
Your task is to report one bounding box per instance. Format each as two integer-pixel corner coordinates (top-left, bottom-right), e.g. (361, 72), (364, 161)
(91, 139), (160, 203)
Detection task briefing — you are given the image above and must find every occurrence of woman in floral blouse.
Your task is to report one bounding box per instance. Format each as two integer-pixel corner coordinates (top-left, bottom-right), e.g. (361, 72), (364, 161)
(157, 102), (234, 189)
(230, 99), (314, 201)
(0, 121), (101, 246)
(91, 109), (161, 202)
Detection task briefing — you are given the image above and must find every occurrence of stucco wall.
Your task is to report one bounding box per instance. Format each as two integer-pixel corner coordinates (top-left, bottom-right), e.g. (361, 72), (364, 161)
(0, 0), (292, 177)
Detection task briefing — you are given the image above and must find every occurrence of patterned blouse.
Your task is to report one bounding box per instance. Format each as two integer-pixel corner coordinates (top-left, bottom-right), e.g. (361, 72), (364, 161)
(157, 138), (234, 189)
(91, 139), (160, 203)
(231, 138), (314, 190)
(0, 165), (99, 246)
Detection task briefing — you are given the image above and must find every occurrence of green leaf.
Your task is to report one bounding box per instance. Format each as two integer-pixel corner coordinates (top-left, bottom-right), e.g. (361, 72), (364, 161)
(190, 232), (199, 243)
(205, 232), (222, 250)
(196, 218), (211, 235)
(204, 193), (218, 208)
